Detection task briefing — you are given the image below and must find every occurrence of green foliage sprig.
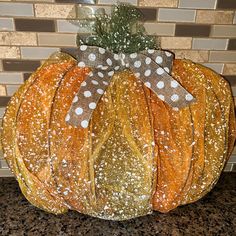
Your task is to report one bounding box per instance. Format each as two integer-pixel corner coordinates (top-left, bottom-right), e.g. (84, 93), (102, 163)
(77, 4), (157, 54)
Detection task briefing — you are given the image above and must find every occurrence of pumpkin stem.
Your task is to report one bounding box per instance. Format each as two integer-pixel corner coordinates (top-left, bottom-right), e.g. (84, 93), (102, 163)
(76, 3), (158, 54)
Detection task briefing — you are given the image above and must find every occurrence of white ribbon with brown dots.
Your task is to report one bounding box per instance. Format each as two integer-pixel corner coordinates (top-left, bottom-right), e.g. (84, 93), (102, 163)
(65, 45), (196, 128)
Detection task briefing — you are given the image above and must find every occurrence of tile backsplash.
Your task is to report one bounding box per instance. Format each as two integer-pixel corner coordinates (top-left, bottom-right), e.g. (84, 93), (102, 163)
(0, 0), (235, 176)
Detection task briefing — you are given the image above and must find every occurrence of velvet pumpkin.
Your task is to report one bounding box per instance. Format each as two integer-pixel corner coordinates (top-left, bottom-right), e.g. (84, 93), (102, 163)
(2, 52), (235, 220)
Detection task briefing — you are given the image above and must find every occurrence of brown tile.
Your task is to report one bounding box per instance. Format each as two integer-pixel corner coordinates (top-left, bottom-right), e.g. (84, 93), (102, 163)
(0, 32), (37, 46)
(35, 4), (75, 19)
(224, 75), (236, 86)
(228, 39), (236, 50)
(3, 60), (41, 72)
(15, 19), (55, 32)
(161, 37), (192, 49)
(172, 50), (209, 62)
(55, 0), (95, 3)
(0, 96), (11, 107)
(223, 64), (236, 74)
(0, 85), (6, 96)
(0, 46), (20, 59)
(23, 72), (32, 81)
(175, 24), (211, 37)
(138, 8), (157, 21)
(196, 10), (234, 24)
(139, 0), (178, 7)
(217, 0), (236, 9)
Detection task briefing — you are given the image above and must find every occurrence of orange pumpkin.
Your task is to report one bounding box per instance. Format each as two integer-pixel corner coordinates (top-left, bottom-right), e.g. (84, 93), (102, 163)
(2, 51), (235, 220)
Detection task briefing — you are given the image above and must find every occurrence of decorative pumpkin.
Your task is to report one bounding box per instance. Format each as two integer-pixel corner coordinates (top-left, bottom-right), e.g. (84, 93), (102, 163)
(2, 5), (235, 221)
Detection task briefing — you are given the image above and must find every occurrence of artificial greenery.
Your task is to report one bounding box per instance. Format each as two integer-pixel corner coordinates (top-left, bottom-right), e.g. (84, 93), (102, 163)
(76, 4), (157, 54)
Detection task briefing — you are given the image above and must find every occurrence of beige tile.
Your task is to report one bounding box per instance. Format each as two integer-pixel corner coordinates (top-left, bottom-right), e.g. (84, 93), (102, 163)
(232, 87), (236, 96)
(209, 51), (236, 62)
(75, 6), (111, 19)
(0, 107), (6, 118)
(192, 38), (228, 50)
(143, 23), (175, 36)
(161, 37), (192, 49)
(98, 0), (137, 5)
(0, 60), (2, 71)
(21, 47), (60, 59)
(139, 0), (178, 7)
(0, 32), (37, 46)
(57, 20), (94, 33)
(234, 12), (236, 24)
(0, 72), (23, 84)
(228, 154), (236, 163)
(223, 64), (236, 75)
(15, 0), (54, 1)
(196, 10), (234, 24)
(202, 63), (224, 73)
(0, 2), (33, 17)
(0, 46), (20, 59)
(0, 18), (14, 31)
(223, 163), (233, 172)
(0, 169), (13, 177)
(172, 50), (209, 62)
(158, 8), (196, 22)
(38, 33), (77, 47)
(178, 0), (217, 9)
(35, 4), (76, 19)
(0, 85), (6, 96)
(0, 159), (9, 168)
(6, 85), (20, 96)
(211, 25), (236, 38)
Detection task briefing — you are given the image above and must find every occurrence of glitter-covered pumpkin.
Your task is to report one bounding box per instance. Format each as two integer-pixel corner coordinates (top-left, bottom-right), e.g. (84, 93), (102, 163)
(1, 5), (236, 221)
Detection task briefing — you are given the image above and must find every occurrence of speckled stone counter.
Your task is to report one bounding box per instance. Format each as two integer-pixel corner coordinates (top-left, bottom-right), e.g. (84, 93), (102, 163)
(0, 173), (235, 236)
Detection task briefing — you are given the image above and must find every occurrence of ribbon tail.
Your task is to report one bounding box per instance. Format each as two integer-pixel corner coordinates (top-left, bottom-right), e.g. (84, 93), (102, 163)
(129, 57), (195, 110)
(141, 71), (195, 110)
(65, 68), (112, 128)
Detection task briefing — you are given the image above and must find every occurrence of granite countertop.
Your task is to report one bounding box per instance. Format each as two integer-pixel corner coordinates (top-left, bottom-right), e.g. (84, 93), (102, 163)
(0, 173), (235, 236)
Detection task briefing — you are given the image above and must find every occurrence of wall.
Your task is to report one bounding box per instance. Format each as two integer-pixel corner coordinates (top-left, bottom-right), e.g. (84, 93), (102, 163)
(0, 0), (235, 176)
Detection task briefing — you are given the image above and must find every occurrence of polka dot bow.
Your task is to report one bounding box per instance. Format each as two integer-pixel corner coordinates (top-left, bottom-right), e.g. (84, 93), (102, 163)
(66, 45), (196, 128)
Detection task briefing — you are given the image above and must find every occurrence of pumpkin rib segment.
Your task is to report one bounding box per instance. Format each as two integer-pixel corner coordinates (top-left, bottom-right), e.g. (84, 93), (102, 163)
(2, 72), (38, 176)
(48, 65), (82, 209)
(171, 60), (208, 204)
(2, 55), (75, 213)
(176, 61), (232, 204)
(90, 71), (154, 220)
(195, 69), (229, 200)
(142, 85), (158, 207)
(114, 73), (154, 192)
(150, 91), (194, 212)
(49, 66), (92, 213)
(14, 54), (76, 213)
(186, 68), (232, 203)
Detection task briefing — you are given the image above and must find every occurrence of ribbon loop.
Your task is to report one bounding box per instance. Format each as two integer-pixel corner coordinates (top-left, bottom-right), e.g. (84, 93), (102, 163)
(66, 45), (196, 128)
